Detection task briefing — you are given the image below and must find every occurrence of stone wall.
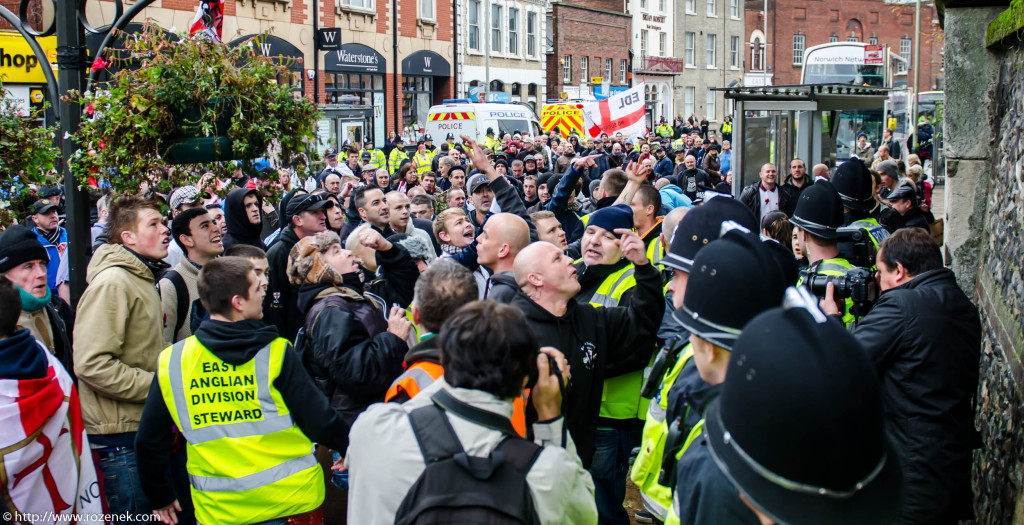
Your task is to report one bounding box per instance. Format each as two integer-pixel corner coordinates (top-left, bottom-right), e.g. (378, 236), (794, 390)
(945, 4), (1024, 523)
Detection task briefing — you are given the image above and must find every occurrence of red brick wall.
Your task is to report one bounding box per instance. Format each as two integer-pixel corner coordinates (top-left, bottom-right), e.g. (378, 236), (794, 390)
(747, 0), (944, 89)
(547, 3), (631, 97)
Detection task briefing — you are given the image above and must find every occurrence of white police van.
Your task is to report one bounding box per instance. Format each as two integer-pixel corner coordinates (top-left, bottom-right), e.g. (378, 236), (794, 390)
(426, 100), (543, 144)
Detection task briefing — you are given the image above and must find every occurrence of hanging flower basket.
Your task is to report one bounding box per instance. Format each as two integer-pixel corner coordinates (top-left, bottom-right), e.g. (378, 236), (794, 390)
(65, 24), (320, 194)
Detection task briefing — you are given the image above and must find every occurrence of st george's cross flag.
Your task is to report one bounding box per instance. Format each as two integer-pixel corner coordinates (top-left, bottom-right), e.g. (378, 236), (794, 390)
(0, 345), (104, 524)
(581, 83), (649, 140)
(189, 0), (225, 43)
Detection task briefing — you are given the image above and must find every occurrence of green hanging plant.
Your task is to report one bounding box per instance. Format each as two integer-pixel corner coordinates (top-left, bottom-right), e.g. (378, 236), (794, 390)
(65, 23), (320, 194)
(0, 80), (59, 226)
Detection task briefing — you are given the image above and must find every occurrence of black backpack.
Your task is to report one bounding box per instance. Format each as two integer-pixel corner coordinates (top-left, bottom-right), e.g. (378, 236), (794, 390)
(395, 389), (544, 525)
(162, 269), (209, 337)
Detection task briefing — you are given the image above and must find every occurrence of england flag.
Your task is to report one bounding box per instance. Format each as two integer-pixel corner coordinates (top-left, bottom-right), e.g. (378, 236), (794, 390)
(581, 83), (649, 140)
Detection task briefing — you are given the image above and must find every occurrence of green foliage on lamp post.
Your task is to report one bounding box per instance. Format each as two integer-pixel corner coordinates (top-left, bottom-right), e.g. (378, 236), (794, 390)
(65, 24), (320, 195)
(0, 80), (59, 226)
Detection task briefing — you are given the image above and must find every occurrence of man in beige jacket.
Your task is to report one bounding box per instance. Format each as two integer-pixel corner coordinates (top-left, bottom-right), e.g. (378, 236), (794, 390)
(74, 195), (170, 521)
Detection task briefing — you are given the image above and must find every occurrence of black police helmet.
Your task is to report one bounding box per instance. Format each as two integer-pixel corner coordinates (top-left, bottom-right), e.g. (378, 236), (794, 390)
(662, 196), (757, 273)
(790, 181), (844, 240)
(673, 228), (787, 350)
(831, 160), (876, 212)
(705, 291), (904, 525)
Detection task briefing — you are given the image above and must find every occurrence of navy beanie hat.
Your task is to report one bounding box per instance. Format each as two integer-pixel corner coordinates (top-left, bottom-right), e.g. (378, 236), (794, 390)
(588, 204), (634, 234)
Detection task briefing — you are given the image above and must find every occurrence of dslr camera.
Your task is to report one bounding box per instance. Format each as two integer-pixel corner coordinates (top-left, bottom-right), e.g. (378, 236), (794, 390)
(835, 226), (881, 269)
(802, 267), (877, 318)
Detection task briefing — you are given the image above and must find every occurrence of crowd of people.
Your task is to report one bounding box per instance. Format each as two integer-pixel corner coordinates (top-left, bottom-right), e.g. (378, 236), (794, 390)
(0, 120), (978, 525)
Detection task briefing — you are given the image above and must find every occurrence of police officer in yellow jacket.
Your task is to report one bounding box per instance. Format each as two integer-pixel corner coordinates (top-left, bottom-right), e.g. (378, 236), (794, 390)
(831, 158), (892, 250)
(412, 139), (435, 176)
(791, 181), (860, 326)
(388, 137), (409, 175)
(360, 139), (386, 170)
(482, 127), (498, 151)
(630, 196), (760, 522)
(662, 228), (788, 525)
(136, 257), (349, 525)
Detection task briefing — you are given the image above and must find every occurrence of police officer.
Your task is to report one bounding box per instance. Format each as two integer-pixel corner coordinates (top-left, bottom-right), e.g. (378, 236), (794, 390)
(656, 118), (673, 140)
(482, 127), (498, 151)
(703, 293), (904, 525)
(422, 133), (436, 154)
(360, 139), (386, 170)
(790, 181), (857, 325)
(445, 132), (456, 148)
(831, 159), (892, 243)
(388, 137), (409, 175)
(661, 228), (788, 525)
(630, 196), (759, 523)
(412, 140), (434, 176)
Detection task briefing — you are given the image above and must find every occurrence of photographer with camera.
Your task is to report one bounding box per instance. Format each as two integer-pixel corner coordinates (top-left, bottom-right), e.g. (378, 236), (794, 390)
(791, 182), (861, 326)
(347, 301), (597, 524)
(821, 228), (980, 525)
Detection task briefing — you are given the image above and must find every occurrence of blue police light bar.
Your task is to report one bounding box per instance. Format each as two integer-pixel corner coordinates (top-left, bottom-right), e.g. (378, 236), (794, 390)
(442, 99), (472, 104)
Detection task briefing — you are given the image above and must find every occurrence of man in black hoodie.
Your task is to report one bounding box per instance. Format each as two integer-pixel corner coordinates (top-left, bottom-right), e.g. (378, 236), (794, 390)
(264, 193), (333, 340)
(476, 212), (531, 303)
(136, 257), (349, 525)
(509, 234), (664, 471)
(221, 187), (266, 250)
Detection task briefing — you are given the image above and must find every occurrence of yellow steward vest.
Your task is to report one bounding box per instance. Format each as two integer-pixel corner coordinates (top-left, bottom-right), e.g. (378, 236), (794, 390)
(157, 337), (324, 525)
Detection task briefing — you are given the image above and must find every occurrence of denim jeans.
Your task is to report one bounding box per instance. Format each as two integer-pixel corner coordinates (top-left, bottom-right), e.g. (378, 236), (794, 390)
(330, 450), (349, 490)
(99, 447), (152, 525)
(588, 428), (642, 525)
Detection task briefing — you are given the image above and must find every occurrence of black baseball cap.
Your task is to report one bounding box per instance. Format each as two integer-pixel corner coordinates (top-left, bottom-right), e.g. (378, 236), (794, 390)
(32, 200), (59, 215)
(285, 193), (334, 219)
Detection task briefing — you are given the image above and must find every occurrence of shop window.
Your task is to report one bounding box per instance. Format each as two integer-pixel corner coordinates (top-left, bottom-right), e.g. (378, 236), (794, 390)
(402, 76), (433, 132)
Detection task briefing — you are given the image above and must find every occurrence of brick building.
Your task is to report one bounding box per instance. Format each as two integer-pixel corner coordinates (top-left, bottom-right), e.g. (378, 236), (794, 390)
(2, 0), (454, 150)
(743, 0), (943, 90)
(457, 0), (548, 111)
(545, 1), (631, 105)
(671, 0), (744, 127)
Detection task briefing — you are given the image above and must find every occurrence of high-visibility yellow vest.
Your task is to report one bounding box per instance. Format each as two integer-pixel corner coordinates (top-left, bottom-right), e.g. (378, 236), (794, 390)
(656, 124), (673, 138)
(798, 257), (856, 327)
(413, 152), (434, 175)
(663, 419), (708, 525)
(721, 121), (732, 134)
(361, 148), (386, 169)
(630, 344), (694, 519)
(646, 236), (664, 268)
(482, 136), (497, 150)
(157, 337), (324, 525)
(587, 264), (654, 421)
(388, 148), (409, 174)
(847, 218), (890, 254)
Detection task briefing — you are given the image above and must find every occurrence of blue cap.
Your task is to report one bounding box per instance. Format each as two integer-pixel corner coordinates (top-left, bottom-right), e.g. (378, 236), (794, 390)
(588, 204), (634, 234)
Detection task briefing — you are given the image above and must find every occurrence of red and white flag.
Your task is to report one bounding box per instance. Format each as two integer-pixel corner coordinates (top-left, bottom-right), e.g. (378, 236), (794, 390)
(0, 348), (104, 524)
(581, 84), (649, 139)
(189, 0), (225, 43)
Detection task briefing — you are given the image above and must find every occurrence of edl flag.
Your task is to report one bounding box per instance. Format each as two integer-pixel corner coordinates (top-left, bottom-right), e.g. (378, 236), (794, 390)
(581, 83), (648, 139)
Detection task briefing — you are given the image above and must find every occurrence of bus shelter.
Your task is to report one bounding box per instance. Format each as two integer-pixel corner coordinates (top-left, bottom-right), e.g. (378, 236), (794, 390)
(718, 84), (890, 196)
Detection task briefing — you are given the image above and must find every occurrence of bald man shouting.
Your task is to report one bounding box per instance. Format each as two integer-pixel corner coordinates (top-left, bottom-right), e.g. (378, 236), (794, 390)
(477, 212), (532, 303)
(508, 234), (664, 494)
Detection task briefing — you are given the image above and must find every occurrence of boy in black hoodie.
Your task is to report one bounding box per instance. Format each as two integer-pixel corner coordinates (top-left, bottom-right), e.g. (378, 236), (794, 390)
(136, 257), (349, 525)
(221, 187), (267, 250)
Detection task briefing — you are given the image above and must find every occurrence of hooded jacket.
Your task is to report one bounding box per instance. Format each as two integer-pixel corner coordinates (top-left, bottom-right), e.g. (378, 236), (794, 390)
(221, 188), (267, 250)
(135, 319), (349, 509)
(296, 283), (408, 426)
(265, 226), (302, 340)
(73, 243), (166, 437)
(851, 268), (981, 522)
(508, 262), (664, 467)
(484, 270), (521, 304)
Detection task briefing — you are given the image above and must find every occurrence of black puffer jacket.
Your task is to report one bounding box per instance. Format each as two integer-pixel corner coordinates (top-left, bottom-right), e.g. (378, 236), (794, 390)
(508, 262), (664, 467)
(851, 268), (981, 523)
(297, 283), (408, 427)
(264, 226), (301, 340)
(222, 188), (266, 250)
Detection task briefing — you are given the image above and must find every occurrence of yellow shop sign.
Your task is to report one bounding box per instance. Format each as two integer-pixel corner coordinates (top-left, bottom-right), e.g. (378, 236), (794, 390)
(0, 31), (58, 84)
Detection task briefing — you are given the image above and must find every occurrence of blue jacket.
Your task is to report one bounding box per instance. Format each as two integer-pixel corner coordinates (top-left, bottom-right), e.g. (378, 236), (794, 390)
(654, 157), (675, 179)
(720, 151), (731, 176)
(32, 225), (67, 295)
(659, 184), (692, 210)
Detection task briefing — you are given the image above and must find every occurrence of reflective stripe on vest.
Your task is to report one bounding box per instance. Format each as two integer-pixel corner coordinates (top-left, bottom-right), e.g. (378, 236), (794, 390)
(414, 152), (433, 175)
(157, 336), (324, 525)
(849, 219), (890, 249)
(631, 345), (695, 518)
(165, 341), (293, 444)
(799, 258), (856, 326)
(663, 418), (708, 525)
(647, 236), (664, 268)
(389, 150), (409, 174)
(385, 363), (443, 402)
(588, 264), (654, 421)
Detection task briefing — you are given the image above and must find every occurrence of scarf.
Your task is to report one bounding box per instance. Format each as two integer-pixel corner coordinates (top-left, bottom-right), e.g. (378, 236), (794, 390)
(19, 286), (51, 313)
(441, 243), (463, 256)
(38, 226), (61, 245)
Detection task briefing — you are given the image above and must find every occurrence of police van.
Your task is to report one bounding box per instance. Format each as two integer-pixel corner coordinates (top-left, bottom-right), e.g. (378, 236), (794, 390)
(426, 101), (542, 143)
